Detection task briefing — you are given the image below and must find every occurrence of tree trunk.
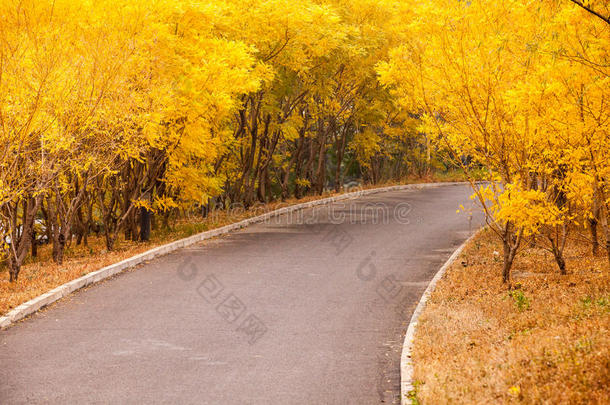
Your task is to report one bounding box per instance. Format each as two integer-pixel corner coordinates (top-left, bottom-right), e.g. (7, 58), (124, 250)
(55, 234), (66, 265)
(555, 252), (567, 275)
(603, 211), (610, 265)
(501, 222), (522, 283)
(334, 125), (348, 193)
(8, 257), (20, 282)
(31, 230), (37, 257)
(46, 195), (61, 263)
(140, 206), (151, 242)
(105, 232), (117, 251)
(502, 239), (517, 283)
(315, 119), (327, 195)
(7, 196), (41, 282)
(590, 216), (599, 255)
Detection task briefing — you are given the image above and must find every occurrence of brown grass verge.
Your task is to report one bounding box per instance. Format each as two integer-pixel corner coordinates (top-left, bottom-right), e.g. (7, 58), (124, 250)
(411, 228), (609, 404)
(0, 174), (466, 317)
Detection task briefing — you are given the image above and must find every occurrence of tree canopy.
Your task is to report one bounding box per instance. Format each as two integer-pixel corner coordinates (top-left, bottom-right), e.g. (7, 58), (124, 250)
(1, 0), (608, 281)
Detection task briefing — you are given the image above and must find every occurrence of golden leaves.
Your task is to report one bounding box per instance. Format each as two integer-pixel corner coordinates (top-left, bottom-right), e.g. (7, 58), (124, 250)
(379, 0), (610, 238)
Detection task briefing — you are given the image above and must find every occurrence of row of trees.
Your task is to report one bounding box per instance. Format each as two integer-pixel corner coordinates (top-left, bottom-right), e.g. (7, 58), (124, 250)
(0, 0), (443, 281)
(5, 0), (605, 283)
(378, 0), (610, 280)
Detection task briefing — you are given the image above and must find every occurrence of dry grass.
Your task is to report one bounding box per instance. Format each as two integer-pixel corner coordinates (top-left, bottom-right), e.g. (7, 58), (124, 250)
(411, 228), (610, 404)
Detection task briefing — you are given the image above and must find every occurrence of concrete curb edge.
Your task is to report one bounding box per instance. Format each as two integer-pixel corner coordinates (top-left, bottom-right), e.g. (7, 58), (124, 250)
(400, 227), (484, 404)
(0, 181), (465, 331)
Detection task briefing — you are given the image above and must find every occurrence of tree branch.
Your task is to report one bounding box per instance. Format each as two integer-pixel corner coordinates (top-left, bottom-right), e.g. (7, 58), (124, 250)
(567, 0), (610, 25)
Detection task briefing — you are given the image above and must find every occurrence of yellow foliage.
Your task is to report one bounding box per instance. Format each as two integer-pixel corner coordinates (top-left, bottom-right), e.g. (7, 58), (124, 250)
(379, 0), (610, 242)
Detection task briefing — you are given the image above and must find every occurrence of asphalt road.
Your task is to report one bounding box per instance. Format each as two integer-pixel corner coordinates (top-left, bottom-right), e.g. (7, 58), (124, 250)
(1, 184), (483, 404)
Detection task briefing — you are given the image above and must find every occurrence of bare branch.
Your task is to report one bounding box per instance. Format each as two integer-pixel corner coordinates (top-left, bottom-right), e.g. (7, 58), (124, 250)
(567, 0), (610, 25)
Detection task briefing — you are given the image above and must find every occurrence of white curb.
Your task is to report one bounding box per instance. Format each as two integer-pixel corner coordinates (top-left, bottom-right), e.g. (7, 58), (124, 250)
(0, 182), (466, 330)
(400, 228), (483, 404)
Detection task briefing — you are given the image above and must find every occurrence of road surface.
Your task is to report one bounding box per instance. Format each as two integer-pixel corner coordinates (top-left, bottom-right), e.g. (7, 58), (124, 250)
(1, 184), (483, 404)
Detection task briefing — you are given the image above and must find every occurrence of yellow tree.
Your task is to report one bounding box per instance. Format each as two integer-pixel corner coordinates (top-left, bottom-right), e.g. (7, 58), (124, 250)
(378, 0), (610, 280)
(92, 0), (265, 249)
(212, 0), (350, 203)
(0, 0), (87, 277)
(535, 1), (610, 263)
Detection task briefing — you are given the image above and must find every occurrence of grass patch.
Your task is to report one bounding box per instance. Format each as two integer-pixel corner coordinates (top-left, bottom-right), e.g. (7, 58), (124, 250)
(411, 228), (609, 404)
(508, 289), (530, 312)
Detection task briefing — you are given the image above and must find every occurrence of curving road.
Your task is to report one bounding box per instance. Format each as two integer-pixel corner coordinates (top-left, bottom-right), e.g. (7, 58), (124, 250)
(0, 184), (483, 404)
